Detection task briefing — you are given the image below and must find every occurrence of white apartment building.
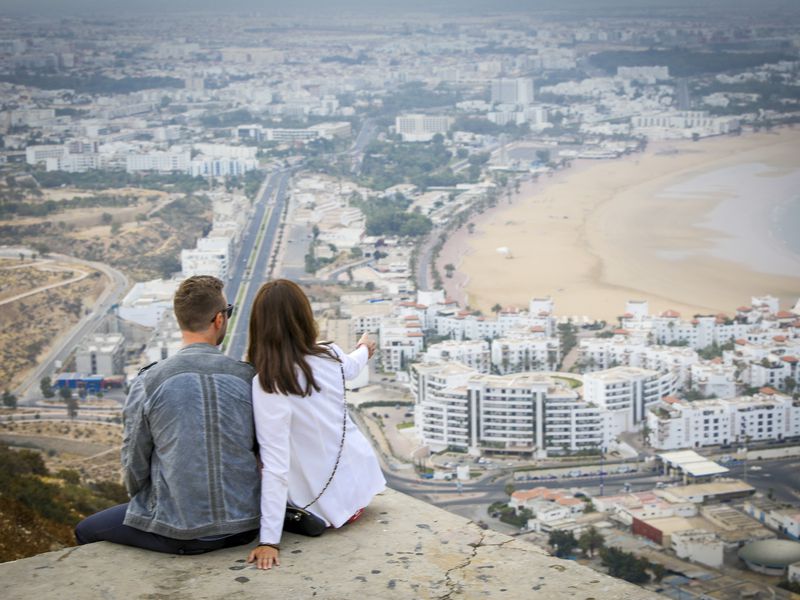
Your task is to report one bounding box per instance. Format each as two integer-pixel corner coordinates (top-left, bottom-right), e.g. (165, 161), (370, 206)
(411, 364), (609, 456)
(379, 316), (424, 372)
(76, 333), (125, 376)
(583, 366), (677, 435)
(118, 278), (179, 328)
(621, 308), (788, 351)
(46, 152), (100, 173)
(189, 157), (258, 177)
(395, 114), (454, 142)
(491, 334), (561, 373)
(647, 392), (800, 450)
(578, 335), (650, 371)
(411, 361), (475, 451)
(491, 78), (535, 106)
(690, 362), (737, 399)
(25, 144), (65, 165)
(631, 111), (740, 140)
(263, 128), (319, 143)
(434, 303), (556, 342)
(193, 143), (257, 160)
(746, 356), (798, 391)
(142, 313), (184, 367)
(126, 149), (191, 173)
(425, 340), (490, 374)
(180, 236), (231, 280)
(671, 530), (724, 569)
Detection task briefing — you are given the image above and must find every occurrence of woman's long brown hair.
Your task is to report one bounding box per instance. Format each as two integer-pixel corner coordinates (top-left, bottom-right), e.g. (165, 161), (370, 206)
(247, 279), (337, 396)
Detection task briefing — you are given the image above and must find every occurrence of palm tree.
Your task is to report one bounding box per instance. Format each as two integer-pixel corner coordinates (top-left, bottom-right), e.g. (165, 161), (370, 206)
(491, 303), (502, 315)
(578, 526), (605, 558)
(444, 263), (455, 278)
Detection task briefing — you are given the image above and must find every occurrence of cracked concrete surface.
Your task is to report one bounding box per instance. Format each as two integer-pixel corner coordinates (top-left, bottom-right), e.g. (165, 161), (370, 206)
(0, 489), (658, 600)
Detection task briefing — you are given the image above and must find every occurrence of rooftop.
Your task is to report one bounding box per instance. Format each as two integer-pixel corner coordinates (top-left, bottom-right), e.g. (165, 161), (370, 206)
(0, 489), (657, 600)
(739, 539), (800, 568)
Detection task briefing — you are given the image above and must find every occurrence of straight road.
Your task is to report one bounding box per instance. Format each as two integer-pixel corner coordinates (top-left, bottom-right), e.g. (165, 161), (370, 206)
(350, 117), (377, 175)
(225, 170), (291, 361)
(224, 171), (280, 312)
(415, 226), (441, 291)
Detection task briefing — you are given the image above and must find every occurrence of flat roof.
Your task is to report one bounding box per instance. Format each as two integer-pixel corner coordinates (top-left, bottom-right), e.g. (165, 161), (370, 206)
(684, 463), (729, 477)
(658, 450), (728, 477)
(663, 481), (754, 500)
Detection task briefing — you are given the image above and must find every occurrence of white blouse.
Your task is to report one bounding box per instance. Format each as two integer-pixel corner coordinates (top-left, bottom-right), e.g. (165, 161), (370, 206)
(252, 344), (386, 545)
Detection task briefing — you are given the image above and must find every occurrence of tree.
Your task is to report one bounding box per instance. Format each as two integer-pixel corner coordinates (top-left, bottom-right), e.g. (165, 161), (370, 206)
(504, 482), (515, 497)
(2, 390), (17, 409)
(548, 530), (578, 558)
(101, 212), (113, 225)
(444, 263), (455, 278)
(491, 303), (502, 315)
(650, 563), (666, 583)
(65, 395), (79, 419)
(600, 547), (651, 584)
(578, 526), (605, 557)
(40, 376), (55, 399)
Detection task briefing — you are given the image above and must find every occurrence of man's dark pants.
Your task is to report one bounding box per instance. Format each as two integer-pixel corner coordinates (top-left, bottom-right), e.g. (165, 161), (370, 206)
(75, 504), (257, 555)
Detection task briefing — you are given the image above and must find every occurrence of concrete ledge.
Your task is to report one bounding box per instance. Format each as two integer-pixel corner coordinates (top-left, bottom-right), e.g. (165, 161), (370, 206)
(0, 489), (658, 599)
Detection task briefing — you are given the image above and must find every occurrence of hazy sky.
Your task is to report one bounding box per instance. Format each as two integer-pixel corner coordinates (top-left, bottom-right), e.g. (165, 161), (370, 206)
(2, 0), (796, 17)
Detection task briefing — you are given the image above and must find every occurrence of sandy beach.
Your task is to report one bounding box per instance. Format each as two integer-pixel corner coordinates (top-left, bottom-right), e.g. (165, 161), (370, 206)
(440, 129), (800, 321)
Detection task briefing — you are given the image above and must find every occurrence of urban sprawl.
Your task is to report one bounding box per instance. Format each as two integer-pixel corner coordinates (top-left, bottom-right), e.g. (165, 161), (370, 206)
(2, 6), (800, 597)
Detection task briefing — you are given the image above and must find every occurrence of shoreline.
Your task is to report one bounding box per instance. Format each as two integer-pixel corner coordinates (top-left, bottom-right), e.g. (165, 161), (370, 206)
(440, 129), (800, 321)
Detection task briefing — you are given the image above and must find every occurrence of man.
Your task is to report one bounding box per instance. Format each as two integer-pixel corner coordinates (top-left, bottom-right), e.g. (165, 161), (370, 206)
(75, 275), (260, 554)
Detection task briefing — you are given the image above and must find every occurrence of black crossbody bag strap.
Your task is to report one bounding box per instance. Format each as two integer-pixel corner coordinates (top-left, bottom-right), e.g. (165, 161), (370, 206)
(300, 348), (347, 510)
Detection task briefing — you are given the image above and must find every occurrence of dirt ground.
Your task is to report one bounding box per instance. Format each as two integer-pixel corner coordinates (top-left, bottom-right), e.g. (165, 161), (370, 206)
(0, 261), (107, 390)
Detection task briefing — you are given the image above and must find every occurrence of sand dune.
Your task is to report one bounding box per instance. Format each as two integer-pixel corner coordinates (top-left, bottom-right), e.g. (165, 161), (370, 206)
(444, 129), (800, 321)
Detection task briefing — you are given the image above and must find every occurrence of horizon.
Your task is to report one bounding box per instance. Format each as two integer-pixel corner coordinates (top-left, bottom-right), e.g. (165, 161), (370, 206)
(2, 0), (799, 18)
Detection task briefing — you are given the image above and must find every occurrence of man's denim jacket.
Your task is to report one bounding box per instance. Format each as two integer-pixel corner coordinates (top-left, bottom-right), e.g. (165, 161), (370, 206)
(121, 343), (260, 539)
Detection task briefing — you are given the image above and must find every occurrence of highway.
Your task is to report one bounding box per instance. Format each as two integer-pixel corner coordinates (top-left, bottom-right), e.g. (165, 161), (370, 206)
(15, 255), (129, 403)
(223, 170), (279, 314)
(382, 455), (800, 510)
(350, 117), (377, 174)
(224, 170), (291, 361)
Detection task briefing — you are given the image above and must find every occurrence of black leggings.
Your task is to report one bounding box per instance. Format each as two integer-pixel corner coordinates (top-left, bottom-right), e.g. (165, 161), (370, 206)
(75, 503), (257, 555)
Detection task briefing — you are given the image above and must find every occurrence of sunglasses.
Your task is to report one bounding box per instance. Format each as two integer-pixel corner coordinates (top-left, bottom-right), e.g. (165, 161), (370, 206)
(211, 303), (234, 322)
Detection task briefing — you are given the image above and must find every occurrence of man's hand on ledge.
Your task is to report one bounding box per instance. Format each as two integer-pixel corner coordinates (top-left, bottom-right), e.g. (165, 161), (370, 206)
(247, 545), (280, 570)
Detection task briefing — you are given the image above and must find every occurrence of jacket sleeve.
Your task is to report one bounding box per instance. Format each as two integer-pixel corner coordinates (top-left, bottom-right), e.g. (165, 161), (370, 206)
(253, 377), (293, 545)
(333, 343), (368, 381)
(121, 377), (153, 497)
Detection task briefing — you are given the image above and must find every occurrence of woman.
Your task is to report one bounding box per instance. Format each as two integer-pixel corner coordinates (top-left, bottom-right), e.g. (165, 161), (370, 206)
(246, 279), (385, 570)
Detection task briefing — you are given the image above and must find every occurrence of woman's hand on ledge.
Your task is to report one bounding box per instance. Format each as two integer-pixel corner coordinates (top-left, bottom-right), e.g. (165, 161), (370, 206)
(357, 332), (377, 359)
(247, 545), (280, 570)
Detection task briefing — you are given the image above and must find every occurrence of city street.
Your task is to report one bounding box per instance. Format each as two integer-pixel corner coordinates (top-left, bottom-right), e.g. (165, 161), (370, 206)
(225, 170), (291, 361)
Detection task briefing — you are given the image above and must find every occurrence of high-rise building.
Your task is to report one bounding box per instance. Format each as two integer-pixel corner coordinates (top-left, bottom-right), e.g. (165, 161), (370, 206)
(395, 114), (453, 142)
(491, 78), (535, 106)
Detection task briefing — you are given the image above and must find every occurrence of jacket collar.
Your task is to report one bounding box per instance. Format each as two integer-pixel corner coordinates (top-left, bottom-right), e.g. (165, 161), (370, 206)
(179, 343), (223, 354)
